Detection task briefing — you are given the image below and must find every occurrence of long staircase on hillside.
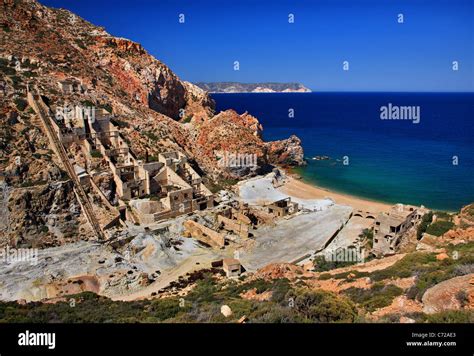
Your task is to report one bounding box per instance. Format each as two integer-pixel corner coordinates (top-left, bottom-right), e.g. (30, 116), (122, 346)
(27, 89), (105, 240)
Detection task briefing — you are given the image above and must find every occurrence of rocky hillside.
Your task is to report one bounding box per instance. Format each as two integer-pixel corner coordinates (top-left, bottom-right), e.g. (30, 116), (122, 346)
(0, 0), (305, 247)
(195, 82), (312, 93)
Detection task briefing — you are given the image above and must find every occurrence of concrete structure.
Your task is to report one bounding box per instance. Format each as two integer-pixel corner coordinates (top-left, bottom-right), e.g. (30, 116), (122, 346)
(27, 90), (106, 240)
(217, 214), (250, 239)
(223, 258), (241, 277)
(217, 206), (252, 239)
(57, 78), (87, 94)
(352, 210), (377, 219)
(373, 204), (428, 256)
(267, 197), (298, 217)
(73, 165), (90, 185)
(183, 220), (225, 249)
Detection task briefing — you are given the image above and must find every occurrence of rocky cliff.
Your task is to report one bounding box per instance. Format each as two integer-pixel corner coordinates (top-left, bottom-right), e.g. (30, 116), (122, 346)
(0, 0), (305, 247)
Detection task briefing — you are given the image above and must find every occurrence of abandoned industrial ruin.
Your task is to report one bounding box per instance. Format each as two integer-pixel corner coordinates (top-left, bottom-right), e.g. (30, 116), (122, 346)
(25, 81), (432, 286)
(372, 204), (429, 256)
(27, 83), (213, 239)
(25, 83), (306, 278)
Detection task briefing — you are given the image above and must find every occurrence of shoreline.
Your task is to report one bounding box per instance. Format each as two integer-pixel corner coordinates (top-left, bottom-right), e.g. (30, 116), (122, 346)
(279, 171), (392, 214)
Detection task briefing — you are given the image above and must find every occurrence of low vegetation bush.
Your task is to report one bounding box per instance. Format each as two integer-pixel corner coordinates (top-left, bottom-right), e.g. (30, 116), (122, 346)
(370, 252), (437, 281)
(464, 204), (474, 218)
(181, 115), (193, 124)
(143, 131), (159, 142)
(90, 150), (103, 158)
(184, 274), (218, 303)
(285, 289), (357, 323)
(417, 211), (433, 239)
(343, 282), (403, 312)
(312, 255), (358, 272)
(426, 220), (454, 236)
(433, 211), (453, 221)
(415, 310), (474, 323)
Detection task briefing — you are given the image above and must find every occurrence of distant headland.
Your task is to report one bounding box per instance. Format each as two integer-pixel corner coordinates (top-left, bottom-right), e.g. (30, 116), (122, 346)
(194, 82), (312, 93)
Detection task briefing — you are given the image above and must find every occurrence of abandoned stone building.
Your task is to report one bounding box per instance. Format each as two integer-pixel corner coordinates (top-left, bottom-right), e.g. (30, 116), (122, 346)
(183, 220), (225, 249)
(217, 206), (253, 239)
(267, 197), (299, 217)
(129, 152), (214, 223)
(372, 204), (428, 256)
(57, 78), (87, 94)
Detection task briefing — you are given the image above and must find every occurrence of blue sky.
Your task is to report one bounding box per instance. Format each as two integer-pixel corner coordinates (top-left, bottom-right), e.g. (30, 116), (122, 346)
(41, 0), (473, 91)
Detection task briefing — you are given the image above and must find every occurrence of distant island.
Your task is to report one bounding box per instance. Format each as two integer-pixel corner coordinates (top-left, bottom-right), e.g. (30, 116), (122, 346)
(194, 82), (312, 93)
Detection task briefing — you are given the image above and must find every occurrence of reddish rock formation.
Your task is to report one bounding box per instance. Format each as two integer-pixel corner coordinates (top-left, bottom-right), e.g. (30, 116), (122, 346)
(266, 135), (306, 167)
(422, 274), (474, 314)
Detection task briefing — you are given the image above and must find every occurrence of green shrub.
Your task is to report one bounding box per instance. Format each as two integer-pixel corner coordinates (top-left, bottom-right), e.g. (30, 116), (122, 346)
(318, 273), (332, 280)
(343, 282), (403, 312)
(148, 298), (190, 321)
(251, 303), (302, 323)
(182, 115), (193, 124)
(434, 211), (453, 221)
(370, 252), (437, 281)
(417, 211), (433, 239)
(81, 100), (95, 107)
(426, 220), (454, 236)
(185, 274), (218, 303)
(285, 289), (357, 323)
(422, 310), (474, 323)
(144, 131), (159, 142)
(0, 65), (16, 76)
(22, 71), (37, 78)
(312, 255), (358, 272)
(90, 150), (103, 158)
(463, 204), (474, 218)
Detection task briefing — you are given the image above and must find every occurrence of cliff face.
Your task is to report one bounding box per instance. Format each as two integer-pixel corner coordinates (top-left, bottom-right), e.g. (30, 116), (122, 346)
(0, 0), (305, 247)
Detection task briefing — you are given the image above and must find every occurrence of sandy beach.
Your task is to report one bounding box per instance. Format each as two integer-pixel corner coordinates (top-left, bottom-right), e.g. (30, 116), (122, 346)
(279, 175), (392, 214)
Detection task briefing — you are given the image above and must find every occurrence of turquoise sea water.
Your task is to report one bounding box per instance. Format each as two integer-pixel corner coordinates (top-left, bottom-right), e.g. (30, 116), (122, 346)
(212, 92), (474, 211)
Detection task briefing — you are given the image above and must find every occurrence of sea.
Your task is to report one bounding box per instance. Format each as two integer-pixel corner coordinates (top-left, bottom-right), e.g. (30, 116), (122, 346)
(212, 92), (474, 211)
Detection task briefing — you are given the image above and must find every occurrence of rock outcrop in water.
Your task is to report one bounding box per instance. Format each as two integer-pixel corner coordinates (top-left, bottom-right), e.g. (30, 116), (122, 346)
(266, 135), (306, 167)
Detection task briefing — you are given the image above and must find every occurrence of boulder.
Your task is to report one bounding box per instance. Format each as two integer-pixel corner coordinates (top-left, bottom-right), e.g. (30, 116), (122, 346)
(220, 305), (232, 318)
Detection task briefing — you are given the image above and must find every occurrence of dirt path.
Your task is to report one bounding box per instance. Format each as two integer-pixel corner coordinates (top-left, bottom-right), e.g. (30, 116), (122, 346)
(320, 253), (407, 275)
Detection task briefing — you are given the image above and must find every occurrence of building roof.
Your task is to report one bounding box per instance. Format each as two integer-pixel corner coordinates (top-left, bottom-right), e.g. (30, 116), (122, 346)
(73, 164), (87, 176)
(376, 204), (419, 225)
(223, 258), (240, 267)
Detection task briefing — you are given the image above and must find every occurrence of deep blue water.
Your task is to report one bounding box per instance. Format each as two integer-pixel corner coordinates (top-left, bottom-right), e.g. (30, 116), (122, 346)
(212, 92), (474, 211)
